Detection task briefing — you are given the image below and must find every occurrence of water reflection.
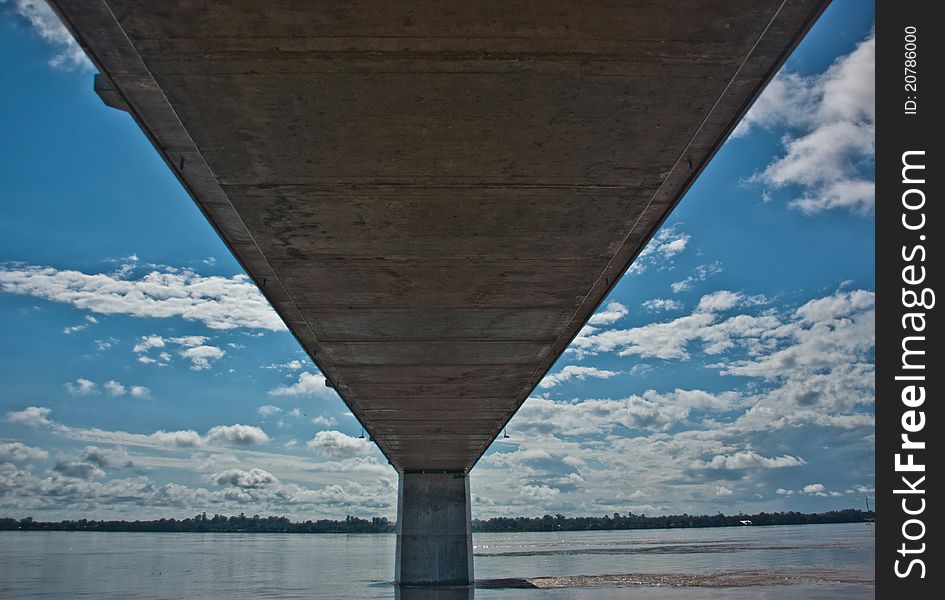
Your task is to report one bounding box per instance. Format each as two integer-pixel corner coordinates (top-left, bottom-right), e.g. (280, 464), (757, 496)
(395, 585), (474, 600)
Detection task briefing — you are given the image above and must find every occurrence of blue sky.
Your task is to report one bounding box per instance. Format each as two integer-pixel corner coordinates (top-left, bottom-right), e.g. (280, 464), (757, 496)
(1, 1), (874, 520)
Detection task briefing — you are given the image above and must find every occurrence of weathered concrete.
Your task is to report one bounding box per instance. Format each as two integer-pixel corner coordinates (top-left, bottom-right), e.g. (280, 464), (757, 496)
(396, 473), (473, 586)
(48, 0), (829, 472)
(49, 0), (829, 586)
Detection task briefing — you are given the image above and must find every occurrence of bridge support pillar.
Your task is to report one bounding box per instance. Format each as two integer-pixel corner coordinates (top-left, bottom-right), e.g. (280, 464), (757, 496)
(395, 471), (474, 587)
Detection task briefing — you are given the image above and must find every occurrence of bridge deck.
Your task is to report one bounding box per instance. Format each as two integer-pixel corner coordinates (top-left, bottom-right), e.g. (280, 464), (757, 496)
(52, 0), (828, 472)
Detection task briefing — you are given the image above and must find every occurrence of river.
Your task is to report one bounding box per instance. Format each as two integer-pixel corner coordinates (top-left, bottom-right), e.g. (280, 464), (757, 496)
(0, 522), (873, 599)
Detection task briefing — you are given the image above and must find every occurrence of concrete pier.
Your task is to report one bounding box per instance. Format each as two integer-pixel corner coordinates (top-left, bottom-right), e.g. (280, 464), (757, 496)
(396, 472), (474, 586)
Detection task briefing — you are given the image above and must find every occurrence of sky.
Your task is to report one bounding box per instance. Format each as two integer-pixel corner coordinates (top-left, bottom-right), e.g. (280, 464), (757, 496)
(0, 1), (875, 521)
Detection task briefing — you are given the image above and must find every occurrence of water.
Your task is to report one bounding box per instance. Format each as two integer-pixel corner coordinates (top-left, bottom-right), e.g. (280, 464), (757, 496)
(0, 523), (873, 599)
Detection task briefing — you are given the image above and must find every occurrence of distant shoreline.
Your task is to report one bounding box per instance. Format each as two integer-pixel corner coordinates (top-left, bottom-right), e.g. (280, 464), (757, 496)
(1, 509), (873, 534)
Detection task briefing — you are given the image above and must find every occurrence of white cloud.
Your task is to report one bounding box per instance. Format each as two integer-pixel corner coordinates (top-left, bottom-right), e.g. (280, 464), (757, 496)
(0, 265), (285, 331)
(538, 365), (618, 390)
(3, 0), (93, 71)
(696, 451), (806, 470)
(626, 226), (691, 275)
(306, 431), (374, 458)
(133, 335), (166, 354)
(587, 302), (629, 326)
(0, 441), (48, 462)
(569, 289), (779, 360)
(511, 390), (732, 436)
(208, 468), (279, 489)
(53, 460), (106, 480)
(103, 380), (125, 396)
(6, 406), (51, 426)
(774, 483), (842, 498)
(671, 262), (724, 293)
(64, 378), (97, 396)
(148, 430), (203, 448)
(81, 446), (132, 469)
(169, 336), (209, 348)
(67, 379), (151, 399)
(180, 345), (225, 371)
(204, 425), (269, 446)
(263, 359), (306, 371)
(641, 298), (683, 313)
(311, 415), (337, 428)
(94, 338), (117, 352)
(742, 33), (875, 214)
(696, 290), (743, 313)
(519, 484), (561, 501)
(269, 371), (332, 397)
(720, 290), (874, 381)
(257, 405), (282, 417)
(63, 315), (98, 334)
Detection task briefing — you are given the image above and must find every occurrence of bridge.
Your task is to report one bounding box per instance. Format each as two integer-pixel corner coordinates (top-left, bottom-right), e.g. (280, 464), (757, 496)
(51, 0), (828, 587)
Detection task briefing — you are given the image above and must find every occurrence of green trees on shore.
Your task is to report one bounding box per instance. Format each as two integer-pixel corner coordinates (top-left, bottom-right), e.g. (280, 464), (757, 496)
(1, 508), (873, 534)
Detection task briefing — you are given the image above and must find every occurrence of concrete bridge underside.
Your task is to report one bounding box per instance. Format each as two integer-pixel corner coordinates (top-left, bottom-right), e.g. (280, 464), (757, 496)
(52, 0), (827, 586)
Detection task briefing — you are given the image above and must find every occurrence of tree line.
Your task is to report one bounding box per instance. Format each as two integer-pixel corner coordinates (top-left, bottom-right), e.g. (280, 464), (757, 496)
(472, 508), (873, 532)
(0, 508), (873, 534)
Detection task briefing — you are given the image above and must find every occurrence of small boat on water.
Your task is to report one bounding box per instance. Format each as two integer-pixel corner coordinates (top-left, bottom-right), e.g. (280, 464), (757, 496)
(740, 520), (753, 526)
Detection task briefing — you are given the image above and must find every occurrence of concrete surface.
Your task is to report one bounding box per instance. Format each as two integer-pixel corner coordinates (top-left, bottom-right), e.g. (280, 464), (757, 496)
(396, 473), (474, 586)
(49, 0), (828, 472)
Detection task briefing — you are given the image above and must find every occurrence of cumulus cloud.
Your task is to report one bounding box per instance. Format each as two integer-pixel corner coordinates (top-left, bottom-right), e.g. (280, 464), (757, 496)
(467, 283), (874, 518)
(0, 264), (285, 331)
(148, 430), (203, 448)
(740, 33), (875, 214)
(2, 0), (93, 71)
(269, 371), (332, 398)
(204, 425), (269, 446)
(695, 451), (806, 470)
(53, 460), (106, 480)
(626, 226), (691, 275)
(65, 378), (151, 399)
(169, 335), (209, 347)
(9, 407), (271, 451)
(671, 262), (724, 293)
(571, 290), (748, 360)
(513, 389), (734, 436)
(778, 483), (843, 498)
(311, 415), (337, 428)
(257, 405), (282, 417)
(133, 335), (166, 354)
(180, 345), (226, 371)
(720, 290), (874, 381)
(641, 298), (683, 313)
(81, 446), (133, 469)
(64, 378), (97, 396)
(6, 406), (51, 426)
(519, 484), (561, 501)
(63, 315), (97, 334)
(0, 441), (48, 462)
(0, 460), (398, 518)
(263, 359), (307, 371)
(570, 290), (784, 361)
(208, 468), (279, 489)
(538, 365), (618, 390)
(587, 302), (629, 326)
(103, 380), (125, 396)
(306, 431), (374, 458)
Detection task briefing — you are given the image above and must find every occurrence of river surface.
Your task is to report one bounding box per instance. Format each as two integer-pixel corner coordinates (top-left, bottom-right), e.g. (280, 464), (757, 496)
(0, 523), (873, 599)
